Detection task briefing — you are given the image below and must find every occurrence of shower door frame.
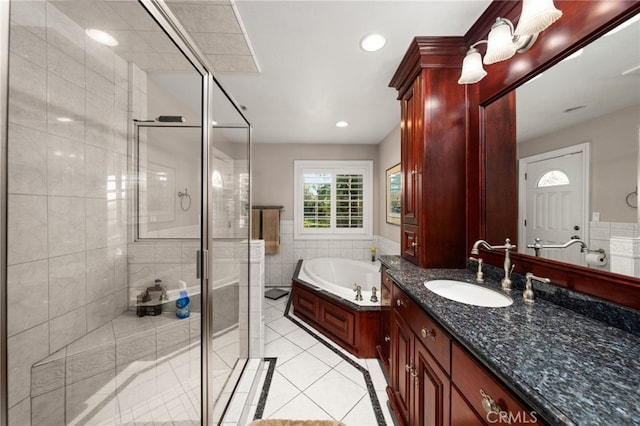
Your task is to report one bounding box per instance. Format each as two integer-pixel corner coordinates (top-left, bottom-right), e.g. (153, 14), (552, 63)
(139, 1), (215, 423)
(0, 1), (9, 425)
(139, 1), (252, 425)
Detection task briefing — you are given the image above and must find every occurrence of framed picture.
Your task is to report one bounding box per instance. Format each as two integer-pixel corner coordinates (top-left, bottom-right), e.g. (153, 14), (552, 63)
(386, 163), (401, 225)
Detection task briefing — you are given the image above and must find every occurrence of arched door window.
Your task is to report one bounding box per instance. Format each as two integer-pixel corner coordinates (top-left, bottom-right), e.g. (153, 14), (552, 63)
(537, 170), (570, 187)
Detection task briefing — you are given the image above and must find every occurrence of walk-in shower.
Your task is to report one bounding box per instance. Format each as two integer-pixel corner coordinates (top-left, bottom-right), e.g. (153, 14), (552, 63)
(1, 0), (256, 424)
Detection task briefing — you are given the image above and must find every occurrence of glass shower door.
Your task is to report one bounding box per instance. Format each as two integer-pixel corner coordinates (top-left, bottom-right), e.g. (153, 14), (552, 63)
(208, 83), (252, 423)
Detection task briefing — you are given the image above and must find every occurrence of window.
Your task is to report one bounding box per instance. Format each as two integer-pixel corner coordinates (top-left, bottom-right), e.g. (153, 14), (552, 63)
(537, 170), (570, 187)
(294, 160), (373, 239)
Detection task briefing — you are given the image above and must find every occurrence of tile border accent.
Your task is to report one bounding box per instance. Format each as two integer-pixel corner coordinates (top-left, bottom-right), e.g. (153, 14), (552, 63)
(253, 295), (387, 425)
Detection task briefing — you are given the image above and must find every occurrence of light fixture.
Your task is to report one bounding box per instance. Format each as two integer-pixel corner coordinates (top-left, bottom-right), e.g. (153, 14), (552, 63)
(336, 121), (349, 128)
(85, 29), (118, 47)
(458, 45), (487, 84)
(459, 1), (562, 84)
(360, 34), (386, 52)
(514, 0), (563, 36)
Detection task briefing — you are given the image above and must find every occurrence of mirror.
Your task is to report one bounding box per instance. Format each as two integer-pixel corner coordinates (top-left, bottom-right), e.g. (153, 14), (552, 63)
(512, 13), (640, 275)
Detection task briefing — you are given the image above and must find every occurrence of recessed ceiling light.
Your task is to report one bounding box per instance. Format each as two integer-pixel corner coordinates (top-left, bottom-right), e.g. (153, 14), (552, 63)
(360, 34), (386, 52)
(56, 117), (73, 122)
(85, 29), (118, 47)
(336, 121), (349, 128)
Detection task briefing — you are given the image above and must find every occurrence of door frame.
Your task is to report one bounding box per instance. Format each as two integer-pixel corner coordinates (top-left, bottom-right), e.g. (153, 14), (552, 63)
(0, 1), (9, 424)
(518, 142), (591, 255)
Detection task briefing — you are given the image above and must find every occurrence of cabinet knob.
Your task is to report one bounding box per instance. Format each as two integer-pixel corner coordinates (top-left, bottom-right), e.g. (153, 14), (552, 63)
(421, 327), (435, 340)
(396, 299), (405, 307)
(384, 336), (391, 342)
(411, 169), (419, 175)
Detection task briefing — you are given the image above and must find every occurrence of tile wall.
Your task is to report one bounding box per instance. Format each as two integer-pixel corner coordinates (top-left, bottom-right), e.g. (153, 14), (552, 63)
(6, 3), (131, 421)
(590, 221), (640, 275)
(264, 220), (401, 288)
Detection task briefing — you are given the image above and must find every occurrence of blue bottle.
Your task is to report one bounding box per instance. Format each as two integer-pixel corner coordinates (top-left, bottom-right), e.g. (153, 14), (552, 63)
(176, 281), (190, 319)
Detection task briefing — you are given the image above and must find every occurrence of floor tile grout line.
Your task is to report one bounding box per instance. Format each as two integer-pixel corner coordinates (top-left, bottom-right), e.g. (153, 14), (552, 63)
(281, 294), (387, 426)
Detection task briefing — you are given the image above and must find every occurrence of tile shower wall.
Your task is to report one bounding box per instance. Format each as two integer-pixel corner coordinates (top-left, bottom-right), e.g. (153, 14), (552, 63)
(7, 3), (130, 422)
(590, 221), (639, 273)
(264, 220), (401, 288)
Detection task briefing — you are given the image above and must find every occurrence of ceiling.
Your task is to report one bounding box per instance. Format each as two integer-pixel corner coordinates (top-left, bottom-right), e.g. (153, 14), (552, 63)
(169, 0), (494, 144)
(48, 1), (639, 145)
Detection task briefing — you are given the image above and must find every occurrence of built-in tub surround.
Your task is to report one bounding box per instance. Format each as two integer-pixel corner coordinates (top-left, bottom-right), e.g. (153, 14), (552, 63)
(292, 259), (382, 358)
(379, 255), (640, 425)
(298, 258), (382, 307)
(265, 219), (400, 288)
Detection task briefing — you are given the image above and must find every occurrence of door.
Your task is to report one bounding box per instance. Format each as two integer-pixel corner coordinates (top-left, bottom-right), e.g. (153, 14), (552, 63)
(391, 313), (412, 426)
(520, 144), (589, 265)
(414, 340), (450, 426)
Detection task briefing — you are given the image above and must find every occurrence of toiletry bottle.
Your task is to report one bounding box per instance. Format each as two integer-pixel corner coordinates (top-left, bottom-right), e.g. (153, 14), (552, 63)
(371, 246), (376, 262)
(176, 280), (190, 319)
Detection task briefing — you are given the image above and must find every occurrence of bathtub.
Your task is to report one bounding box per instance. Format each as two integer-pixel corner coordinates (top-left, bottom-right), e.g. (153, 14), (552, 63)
(297, 257), (381, 307)
(292, 258), (382, 358)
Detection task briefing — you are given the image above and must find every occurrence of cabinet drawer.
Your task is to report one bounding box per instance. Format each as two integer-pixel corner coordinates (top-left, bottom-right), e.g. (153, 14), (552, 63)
(393, 285), (451, 374)
(382, 268), (395, 291)
(452, 343), (542, 425)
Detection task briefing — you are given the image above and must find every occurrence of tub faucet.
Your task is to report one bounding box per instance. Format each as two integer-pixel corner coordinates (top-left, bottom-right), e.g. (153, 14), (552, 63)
(370, 287), (378, 303)
(353, 284), (363, 301)
(471, 238), (516, 291)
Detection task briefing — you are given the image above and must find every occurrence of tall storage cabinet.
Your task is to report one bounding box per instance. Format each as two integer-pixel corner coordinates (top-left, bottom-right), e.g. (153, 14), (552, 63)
(389, 37), (469, 269)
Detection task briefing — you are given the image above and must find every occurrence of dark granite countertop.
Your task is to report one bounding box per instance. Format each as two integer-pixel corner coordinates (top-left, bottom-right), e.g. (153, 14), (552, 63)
(378, 255), (640, 426)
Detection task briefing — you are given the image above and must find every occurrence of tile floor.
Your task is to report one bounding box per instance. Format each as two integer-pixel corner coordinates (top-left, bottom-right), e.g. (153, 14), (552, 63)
(245, 293), (395, 426)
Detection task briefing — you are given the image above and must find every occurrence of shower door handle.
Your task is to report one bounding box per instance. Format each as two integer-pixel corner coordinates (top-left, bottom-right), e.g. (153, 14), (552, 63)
(197, 250), (209, 280)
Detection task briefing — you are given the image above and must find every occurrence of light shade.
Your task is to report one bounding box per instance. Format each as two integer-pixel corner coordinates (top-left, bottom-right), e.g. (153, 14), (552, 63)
(514, 0), (562, 36)
(458, 48), (487, 84)
(483, 19), (516, 65)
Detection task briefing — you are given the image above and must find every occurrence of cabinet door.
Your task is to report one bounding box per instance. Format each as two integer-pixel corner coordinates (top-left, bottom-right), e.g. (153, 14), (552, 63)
(378, 272), (393, 375)
(401, 77), (422, 227)
(414, 340), (450, 426)
(390, 313), (412, 426)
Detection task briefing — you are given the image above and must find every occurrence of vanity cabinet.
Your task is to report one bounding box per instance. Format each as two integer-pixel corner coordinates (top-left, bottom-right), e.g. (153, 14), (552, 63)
(385, 282), (543, 426)
(387, 284), (451, 426)
(390, 37), (468, 269)
(451, 343), (542, 425)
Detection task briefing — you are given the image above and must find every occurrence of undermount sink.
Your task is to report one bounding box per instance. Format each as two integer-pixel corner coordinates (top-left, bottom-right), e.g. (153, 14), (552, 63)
(424, 280), (513, 307)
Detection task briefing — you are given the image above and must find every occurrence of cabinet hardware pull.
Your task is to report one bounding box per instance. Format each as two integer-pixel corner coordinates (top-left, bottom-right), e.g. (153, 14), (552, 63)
(480, 389), (510, 424)
(405, 363), (411, 372)
(411, 241), (419, 247)
(421, 327), (435, 340)
(396, 299), (405, 307)
(411, 169), (419, 175)
(384, 336), (391, 342)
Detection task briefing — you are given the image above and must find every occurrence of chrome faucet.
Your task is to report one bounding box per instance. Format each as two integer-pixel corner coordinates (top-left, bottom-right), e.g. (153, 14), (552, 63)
(353, 284), (363, 301)
(471, 238), (516, 290)
(523, 272), (551, 304)
(526, 237), (587, 257)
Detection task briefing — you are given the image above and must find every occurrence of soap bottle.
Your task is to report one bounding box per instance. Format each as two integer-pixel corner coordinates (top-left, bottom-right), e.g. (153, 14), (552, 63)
(175, 280), (190, 319)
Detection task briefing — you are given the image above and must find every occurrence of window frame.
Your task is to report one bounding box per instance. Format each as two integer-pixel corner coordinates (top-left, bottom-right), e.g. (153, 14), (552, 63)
(294, 160), (373, 240)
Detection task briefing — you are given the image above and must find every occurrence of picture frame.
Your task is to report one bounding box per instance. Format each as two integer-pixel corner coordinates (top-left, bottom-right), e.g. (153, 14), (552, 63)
(386, 163), (401, 225)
